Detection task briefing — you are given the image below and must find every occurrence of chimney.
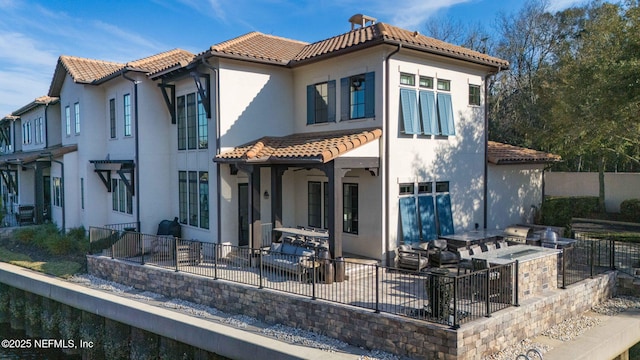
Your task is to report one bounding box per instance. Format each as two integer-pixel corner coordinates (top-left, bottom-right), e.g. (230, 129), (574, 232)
(348, 14), (377, 30)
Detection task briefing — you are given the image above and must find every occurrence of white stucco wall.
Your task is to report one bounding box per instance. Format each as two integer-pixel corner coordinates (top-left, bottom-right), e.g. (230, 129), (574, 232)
(487, 164), (544, 229)
(545, 172), (640, 212)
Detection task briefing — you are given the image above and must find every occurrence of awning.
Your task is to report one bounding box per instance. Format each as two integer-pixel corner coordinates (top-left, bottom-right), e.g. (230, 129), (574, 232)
(89, 159), (135, 195)
(0, 144), (78, 167)
(215, 128), (382, 164)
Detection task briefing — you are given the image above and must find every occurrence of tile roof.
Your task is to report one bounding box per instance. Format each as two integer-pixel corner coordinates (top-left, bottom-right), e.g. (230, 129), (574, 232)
(12, 96), (59, 116)
(58, 56), (124, 84)
(208, 32), (308, 65)
(293, 23), (508, 68)
(488, 141), (561, 165)
(215, 128), (382, 164)
(201, 23), (508, 69)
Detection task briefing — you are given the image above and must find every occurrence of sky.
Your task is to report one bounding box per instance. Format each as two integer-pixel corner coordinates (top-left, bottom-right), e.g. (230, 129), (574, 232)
(0, 0), (590, 117)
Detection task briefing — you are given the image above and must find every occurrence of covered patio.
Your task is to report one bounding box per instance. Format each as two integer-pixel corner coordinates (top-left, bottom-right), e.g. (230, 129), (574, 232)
(214, 127), (382, 263)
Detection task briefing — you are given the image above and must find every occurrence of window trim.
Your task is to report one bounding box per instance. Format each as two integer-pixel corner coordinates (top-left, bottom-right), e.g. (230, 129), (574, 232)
(343, 183), (358, 235)
(74, 102), (80, 134)
(469, 84), (481, 106)
(123, 93), (131, 137)
(65, 106), (71, 136)
(109, 98), (116, 139)
(307, 80), (336, 125)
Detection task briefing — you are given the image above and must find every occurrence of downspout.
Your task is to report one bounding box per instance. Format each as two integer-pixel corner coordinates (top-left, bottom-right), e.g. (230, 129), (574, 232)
(483, 67), (500, 229)
(384, 44), (402, 266)
(122, 71), (141, 230)
(200, 58), (222, 244)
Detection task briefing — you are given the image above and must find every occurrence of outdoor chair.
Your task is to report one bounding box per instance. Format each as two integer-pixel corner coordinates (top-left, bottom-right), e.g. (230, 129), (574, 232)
(396, 244), (429, 271)
(483, 242), (497, 252)
(457, 248), (473, 275)
(428, 239), (459, 268)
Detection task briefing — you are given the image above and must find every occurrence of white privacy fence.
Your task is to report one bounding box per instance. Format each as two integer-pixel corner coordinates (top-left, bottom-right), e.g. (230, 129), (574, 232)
(545, 172), (640, 212)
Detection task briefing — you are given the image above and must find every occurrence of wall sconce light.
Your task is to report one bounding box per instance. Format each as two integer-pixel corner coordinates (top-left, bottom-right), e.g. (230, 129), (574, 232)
(263, 190), (269, 200)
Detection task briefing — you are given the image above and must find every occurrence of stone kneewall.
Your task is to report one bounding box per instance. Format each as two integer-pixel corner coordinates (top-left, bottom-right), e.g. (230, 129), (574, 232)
(458, 271), (616, 358)
(88, 256), (616, 360)
(518, 255), (558, 301)
(88, 256), (458, 359)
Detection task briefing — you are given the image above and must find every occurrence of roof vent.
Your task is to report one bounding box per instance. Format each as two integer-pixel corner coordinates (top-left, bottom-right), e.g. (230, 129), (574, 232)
(349, 14), (377, 30)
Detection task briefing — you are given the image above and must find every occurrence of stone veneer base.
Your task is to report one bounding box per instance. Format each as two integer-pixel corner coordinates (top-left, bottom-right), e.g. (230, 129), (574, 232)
(88, 255), (616, 359)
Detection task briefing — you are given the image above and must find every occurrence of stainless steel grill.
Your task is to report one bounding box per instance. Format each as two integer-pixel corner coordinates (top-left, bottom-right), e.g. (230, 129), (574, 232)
(502, 225), (540, 245)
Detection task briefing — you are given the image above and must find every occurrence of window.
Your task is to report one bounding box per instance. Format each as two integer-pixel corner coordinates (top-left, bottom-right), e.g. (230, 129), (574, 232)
(111, 178), (133, 214)
(74, 102), (80, 134)
(198, 98), (208, 149)
(53, 177), (62, 207)
(469, 84), (481, 106)
(22, 121), (31, 145)
(37, 117), (43, 144)
(123, 94), (131, 136)
(398, 180), (453, 243)
(437, 79), (451, 91)
(340, 72), (374, 120)
(308, 182), (322, 228)
(109, 98), (116, 138)
(176, 92), (207, 150)
(65, 106), (71, 136)
(400, 74), (455, 136)
(178, 170), (208, 229)
(80, 178), (84, 210)
(199, 172), (209, 229)
(343, 183), (358, 234)
(400, 73), (415, 86)
(306, 81), (335, 124)
(419, 76), (433, 89)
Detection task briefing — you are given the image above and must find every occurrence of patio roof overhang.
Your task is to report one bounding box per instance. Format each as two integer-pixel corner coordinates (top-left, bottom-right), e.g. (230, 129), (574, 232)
(214, 127), (382, 165)
(0, 144), (78, 167)
(487, 141), (562, 165)
(89, 159), (135, 195)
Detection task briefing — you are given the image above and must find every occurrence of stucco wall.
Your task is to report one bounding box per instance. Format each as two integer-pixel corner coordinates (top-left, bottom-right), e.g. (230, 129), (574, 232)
(487, 164), (544, 229)
(545, 172), (640, 212)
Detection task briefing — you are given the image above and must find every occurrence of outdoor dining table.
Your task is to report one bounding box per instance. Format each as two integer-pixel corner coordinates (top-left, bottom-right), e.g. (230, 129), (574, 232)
(273, 227), (329, 239)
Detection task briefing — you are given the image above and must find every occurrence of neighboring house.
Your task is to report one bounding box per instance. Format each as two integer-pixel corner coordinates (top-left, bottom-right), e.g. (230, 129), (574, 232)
(1, 15), (561, 265)
(0, 96), (68, 223)
(486, 141), (561, 229)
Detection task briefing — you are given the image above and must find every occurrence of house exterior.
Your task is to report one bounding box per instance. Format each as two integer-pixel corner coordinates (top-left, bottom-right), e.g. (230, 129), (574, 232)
(0, 15), (564, 265)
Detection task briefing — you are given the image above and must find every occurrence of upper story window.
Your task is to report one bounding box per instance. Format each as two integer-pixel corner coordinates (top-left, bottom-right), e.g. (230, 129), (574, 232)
(35, 117), (43, 144)
(74, 102), (80, 134)
(306, 81), (335, 125)
(177, 92), (207, 150)
(437, 79), (451, 91)
(65, 106), (71, 136)
(22, 121), (31, 145)
(109, 98), (116, 139)
(341, 72), (374, 120)
(419, 76), (433, 89)
(400, 73), (415, 86)
(399, 73), (455, 136)
(123, 94), (131, 137)
(469, 84), (481, 106)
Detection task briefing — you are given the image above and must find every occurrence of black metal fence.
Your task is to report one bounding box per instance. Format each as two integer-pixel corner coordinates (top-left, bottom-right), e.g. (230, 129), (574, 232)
(89, 226), (518, 328)
(559, 232), (640, 287)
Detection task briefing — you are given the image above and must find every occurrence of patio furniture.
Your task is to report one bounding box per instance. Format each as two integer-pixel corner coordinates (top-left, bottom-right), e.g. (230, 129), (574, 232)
(396, 244), (429, 271)
(457, 248), (473, 275)
(428, 239), (459, 268)
(18, 205), (34, 226)
(261, 239), (316, 281)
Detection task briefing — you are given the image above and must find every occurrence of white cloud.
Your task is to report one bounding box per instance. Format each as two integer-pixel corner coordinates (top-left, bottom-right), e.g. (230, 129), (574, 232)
(367, 0), (473, 29)
(0, 32), (58, 67)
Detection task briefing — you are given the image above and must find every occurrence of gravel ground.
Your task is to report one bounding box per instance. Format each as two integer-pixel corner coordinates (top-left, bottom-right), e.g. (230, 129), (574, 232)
(68, 274), (400, 359)
(482, 295), (640, 360)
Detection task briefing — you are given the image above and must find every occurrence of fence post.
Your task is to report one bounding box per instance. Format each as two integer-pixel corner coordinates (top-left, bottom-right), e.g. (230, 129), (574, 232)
(311, 254), (316, 300)
(451, 277), (459, 329)
(610, 239), (616, 270)
(484, 269), (491, 317)
(259, 247), (264, 289)
(590, 240), (595, 278)
(514, 260), (520, 306)
(140, 234), (145, 265)
(375, 264), (380, 313)
(561, 249), (566, 289)
(111, 230), (115, 259)
(175, 238), (179, 272)
(213, 243), (218, 280)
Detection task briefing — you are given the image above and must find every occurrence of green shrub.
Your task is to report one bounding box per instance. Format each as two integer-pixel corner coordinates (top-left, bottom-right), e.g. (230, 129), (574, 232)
(541, 196), (600, 229)
(11, 224), (88, 256)
(620, 199), (640, 222)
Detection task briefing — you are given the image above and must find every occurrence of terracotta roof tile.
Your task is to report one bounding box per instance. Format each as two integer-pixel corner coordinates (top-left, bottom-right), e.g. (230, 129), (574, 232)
(12, 95), (59, 116)
(292, 23), (508, 68)
(127, 49), (195, 75)
(209, 32), (308, 64)
(216, 128), (382, 164)
(59, 56), (124, 84)
(488, 141), (561, 165)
